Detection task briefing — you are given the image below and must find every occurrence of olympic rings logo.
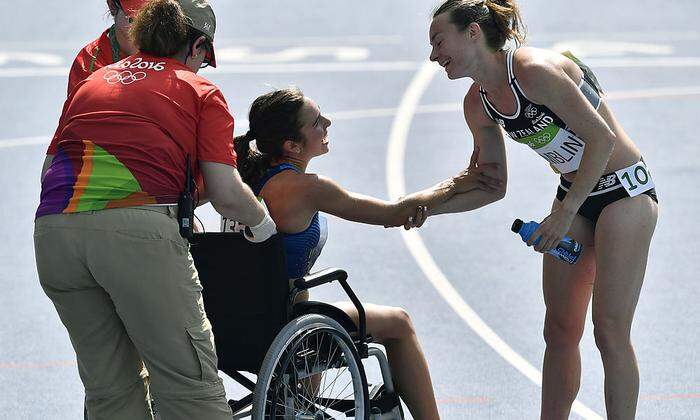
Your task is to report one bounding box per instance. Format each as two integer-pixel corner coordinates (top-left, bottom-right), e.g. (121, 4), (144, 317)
(533, 132), (551, 145)
(103, 70), (147, 85)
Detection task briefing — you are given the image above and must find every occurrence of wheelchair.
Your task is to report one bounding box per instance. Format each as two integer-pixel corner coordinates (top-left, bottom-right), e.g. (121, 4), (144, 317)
(189, 232), (405, 419)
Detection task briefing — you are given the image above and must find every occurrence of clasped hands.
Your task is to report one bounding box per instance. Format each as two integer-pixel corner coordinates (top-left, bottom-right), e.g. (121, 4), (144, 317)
(386, 147), (503, 230)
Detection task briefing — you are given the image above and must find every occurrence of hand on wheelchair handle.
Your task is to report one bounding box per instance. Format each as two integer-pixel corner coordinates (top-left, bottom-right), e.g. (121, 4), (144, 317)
(244, 213), (277, 243)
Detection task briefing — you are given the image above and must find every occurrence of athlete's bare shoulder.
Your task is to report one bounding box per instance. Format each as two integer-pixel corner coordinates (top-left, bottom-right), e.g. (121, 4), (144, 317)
(513, 47), (583, 86)
(463, 82), (496, 128)
(511, 47), (583, 104)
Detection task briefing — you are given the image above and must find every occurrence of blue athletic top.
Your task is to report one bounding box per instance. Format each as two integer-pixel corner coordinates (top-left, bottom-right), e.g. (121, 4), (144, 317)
(478, 49), (602, 174)
(254, 163), (328, 279)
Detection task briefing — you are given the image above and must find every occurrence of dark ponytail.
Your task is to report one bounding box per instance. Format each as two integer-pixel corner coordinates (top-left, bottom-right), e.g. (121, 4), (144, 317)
(235, 88), (307, 188)
(233, 131), (271, 189)
(129, 0), (201, 57)
(433, 0), (526, 51)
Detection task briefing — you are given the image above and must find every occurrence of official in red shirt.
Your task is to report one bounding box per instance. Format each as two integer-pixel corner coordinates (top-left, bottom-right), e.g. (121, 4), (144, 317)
(34, 1), (275, 419)
(66, 0), (148, 95)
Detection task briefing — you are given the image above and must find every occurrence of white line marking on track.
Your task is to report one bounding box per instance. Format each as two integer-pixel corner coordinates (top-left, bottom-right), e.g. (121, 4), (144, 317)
(0, 62), (424, 78)
(0, 136), (51, 149)
(530, 30), (700, 42)
(3, 85), (700, 150)
(4, 56), (700, 78)
(605, 85), (700, 100)
(585, 56), (700, 68)
(385, 61), (604, 420)
(0, 35), (405, 50)
(4, 31), (696, 50)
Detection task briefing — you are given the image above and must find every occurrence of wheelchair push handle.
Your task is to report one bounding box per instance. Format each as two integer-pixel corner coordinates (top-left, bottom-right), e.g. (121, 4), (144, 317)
(294, 268), (367, 345)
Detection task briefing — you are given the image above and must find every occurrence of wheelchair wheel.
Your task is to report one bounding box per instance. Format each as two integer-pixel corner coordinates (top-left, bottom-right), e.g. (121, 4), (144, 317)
(253, 314), (370, 419)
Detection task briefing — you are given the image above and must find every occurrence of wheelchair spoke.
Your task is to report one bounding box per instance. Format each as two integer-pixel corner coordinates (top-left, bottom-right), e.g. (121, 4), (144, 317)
(317, 362), (348, 397)
(260, 321), (366, 420)
(324, 377), (353, 413)
(306, 332), (326, 413)
(330, 375), (353, 403)
(319, 337), (339, 409)
(300, 339), (315, 411)
(330, 366), (350, 400)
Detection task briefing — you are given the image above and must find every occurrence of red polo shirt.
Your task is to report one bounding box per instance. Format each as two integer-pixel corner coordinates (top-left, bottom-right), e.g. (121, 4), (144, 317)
(67, 29), (123, 96)
(38, 53), (236, 218)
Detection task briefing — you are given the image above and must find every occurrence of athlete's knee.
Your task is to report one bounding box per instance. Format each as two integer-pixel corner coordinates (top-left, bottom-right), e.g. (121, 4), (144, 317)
(381, 307), (415, 341)
(593, 316), (631, 354)
(395, 307), (415, 335)
(543, 316), (585, 348)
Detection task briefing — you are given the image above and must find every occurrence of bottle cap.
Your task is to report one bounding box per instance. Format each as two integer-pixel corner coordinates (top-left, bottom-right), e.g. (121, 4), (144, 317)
(511, 219), (523, 233)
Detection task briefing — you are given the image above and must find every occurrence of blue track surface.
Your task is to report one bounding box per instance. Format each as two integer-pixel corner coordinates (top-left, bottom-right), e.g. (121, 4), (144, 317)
(1, 1), (699, 418)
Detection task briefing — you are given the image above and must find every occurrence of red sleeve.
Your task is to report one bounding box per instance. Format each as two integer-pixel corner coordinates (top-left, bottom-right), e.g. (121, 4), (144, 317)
(67, 54), (90, 97)
(197, 88), (237, 167)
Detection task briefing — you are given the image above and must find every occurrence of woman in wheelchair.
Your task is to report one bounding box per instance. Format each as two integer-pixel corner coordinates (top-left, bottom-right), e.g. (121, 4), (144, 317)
(228, 88), (502, 420)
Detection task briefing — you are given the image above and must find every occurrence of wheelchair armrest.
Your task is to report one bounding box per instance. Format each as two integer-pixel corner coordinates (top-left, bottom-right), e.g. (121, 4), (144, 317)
(292, 268), (368, 353)
(294, 268), (348, 290)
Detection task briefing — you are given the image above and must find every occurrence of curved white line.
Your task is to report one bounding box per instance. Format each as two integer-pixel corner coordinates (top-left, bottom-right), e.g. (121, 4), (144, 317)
(5, 84), (696, 150)
(385, 61), (604, 420)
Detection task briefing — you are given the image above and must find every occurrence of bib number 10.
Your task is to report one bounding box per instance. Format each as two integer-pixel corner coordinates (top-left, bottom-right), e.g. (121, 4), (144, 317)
(615, 162), (655, 197)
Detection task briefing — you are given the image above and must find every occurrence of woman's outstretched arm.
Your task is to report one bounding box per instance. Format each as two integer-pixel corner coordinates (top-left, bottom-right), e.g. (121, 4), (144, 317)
(429, 84), (508, 215)
(302, 156), (501, 227)
(302, 173), (438, 227)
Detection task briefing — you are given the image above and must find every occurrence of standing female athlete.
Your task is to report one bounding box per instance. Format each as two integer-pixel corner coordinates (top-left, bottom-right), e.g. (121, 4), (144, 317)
(421, 1), (659, 418)
(226, 88), (502, 419)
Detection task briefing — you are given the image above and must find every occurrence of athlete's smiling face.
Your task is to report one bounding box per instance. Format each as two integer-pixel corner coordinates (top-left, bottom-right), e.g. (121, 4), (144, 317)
(429, 13), (480, 79)
(297, 98), (331, 159)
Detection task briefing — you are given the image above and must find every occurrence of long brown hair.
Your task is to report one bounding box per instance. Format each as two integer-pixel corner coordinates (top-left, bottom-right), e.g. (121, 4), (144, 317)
(433, 0), (526, 50)
(233, 88), (307, 188)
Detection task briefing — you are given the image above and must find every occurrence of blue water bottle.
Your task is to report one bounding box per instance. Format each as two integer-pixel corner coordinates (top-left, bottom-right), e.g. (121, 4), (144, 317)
(511, 219), (583, 264)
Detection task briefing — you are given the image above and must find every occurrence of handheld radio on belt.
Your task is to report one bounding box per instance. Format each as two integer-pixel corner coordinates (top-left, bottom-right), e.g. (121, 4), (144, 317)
(178, 155), (195, 240)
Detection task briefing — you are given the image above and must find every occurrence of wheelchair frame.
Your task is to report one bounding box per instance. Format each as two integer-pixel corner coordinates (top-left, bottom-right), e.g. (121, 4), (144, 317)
(189, 232), (403, 419)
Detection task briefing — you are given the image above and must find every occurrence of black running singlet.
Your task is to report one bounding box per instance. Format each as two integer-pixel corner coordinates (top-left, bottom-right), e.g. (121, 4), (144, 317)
(479, 49), (602, 174)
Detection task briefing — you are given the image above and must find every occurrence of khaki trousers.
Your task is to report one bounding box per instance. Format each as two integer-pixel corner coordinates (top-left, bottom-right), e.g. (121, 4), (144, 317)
(34, 206), (232, 420)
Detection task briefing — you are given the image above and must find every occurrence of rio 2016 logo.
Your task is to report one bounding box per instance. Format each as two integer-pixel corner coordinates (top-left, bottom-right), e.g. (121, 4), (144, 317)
(103, 70), (147, 85)
(108, 57), (166, 71)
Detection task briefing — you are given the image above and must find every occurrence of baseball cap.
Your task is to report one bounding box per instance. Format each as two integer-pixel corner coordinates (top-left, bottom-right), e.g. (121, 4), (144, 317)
(117, 0), (149, 16)
(178, 0), (217, 67)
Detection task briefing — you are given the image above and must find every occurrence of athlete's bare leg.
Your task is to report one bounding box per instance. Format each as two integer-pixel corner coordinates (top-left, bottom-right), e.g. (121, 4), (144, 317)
(592, 194), (657, 419)
(335, 302), (440, 420)
(541, 199), (597, 420)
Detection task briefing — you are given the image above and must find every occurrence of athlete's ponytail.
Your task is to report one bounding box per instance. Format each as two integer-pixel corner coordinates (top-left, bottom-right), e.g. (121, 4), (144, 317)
(233, 132), (270, 188)
(129, 0), (199, 57)
(234, 88), (307, 187)
(433, 0), (526, 50)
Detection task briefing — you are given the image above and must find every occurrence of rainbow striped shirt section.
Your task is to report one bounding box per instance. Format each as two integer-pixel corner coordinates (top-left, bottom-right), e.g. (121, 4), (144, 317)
(37, 139), (155, 218)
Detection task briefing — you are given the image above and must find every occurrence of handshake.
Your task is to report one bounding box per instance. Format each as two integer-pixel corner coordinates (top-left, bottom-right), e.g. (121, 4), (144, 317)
(387, 147), (503, 231)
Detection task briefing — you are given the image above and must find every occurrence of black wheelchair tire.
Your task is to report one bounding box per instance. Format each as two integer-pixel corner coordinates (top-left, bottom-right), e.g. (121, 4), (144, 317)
(252, 314), (370, 419)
